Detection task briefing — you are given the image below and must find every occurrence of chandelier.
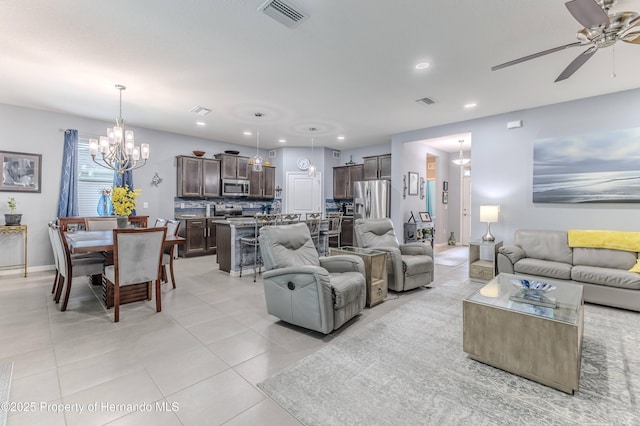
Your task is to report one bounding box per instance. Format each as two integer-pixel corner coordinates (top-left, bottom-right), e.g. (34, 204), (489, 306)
(251, 112), (264, 172)
(308, 127), (317, 177)
(452, 139), (470, 166)
(89, 85), (149, 174)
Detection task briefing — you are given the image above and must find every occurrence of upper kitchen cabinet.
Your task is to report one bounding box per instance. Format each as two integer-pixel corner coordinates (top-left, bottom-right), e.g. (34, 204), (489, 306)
(363, 154), (391, 180)
(249, 166), (276, 199)
(215, 153), (250, 179)
(176, 156), (221, 198)
(333, 164), (363, 200)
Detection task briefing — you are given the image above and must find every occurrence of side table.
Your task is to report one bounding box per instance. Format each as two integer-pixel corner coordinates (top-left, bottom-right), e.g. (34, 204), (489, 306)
(329, 246), (387, 307)
(0, 225), (27, 277)
(469, 240), (502, 282)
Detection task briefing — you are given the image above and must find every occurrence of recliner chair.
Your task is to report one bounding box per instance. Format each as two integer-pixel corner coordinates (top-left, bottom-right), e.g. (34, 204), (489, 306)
(354, 218), (434, 291)
(258, 222), (366, 334)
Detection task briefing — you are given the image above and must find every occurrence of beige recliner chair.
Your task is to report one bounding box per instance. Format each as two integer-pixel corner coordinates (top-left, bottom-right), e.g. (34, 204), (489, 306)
(259, 222), (366, 334)
(354, 218), (434, 292)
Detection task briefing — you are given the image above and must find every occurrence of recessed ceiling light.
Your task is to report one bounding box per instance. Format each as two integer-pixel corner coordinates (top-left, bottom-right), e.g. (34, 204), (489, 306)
(337, 135), (345, 140)
(278, 138), (286, 143)
(464, 103), (477, 109)
(196, 121), (206, 127)
(243, 131), (252, 136)
(415, 62), (430, 70)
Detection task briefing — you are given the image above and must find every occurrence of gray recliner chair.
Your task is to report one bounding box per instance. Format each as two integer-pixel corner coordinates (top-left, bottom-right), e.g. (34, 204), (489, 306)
(258, 222), (366, 334)
(354, 218), (434, 292)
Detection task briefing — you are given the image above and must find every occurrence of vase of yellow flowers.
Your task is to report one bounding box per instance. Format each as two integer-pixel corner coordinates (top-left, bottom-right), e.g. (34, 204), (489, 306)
(111, 185), (140, 228)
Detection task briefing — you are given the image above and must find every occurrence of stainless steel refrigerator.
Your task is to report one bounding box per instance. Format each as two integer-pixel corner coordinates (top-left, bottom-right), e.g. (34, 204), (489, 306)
(353, 180), (390, 220)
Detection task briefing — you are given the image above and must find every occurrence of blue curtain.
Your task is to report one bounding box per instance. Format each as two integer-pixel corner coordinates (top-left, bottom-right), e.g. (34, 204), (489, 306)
(57, 129), (79, 217)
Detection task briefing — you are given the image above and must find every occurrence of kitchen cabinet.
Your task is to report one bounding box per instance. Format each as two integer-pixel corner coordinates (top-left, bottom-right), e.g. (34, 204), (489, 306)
(249, 166), (276, 199)
(215, 153), (250, 179)
(363, 154), (391, 180)
(178, 218), (217, 257)
(176, 156), (221, 198)
(333, 165), (363, 200)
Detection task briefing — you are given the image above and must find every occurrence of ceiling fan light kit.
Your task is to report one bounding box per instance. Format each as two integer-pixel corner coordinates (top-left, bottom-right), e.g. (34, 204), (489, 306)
(492, 0), (640, 81)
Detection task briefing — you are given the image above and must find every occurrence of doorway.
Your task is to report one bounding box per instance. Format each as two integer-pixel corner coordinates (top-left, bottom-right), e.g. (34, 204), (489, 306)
(285, 172), (322, 214)
(461, 174), (471, 245)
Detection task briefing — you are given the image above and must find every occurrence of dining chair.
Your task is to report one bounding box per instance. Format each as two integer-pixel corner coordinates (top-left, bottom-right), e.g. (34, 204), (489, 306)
(161, 219), (180, 288)
(325, 212), (343, 254)
(49, 222), (106, 311)
(239, 213), (279, 282)
(103, 227), (167, 322)
(154, 218), (168, 228)
(84, 217), (118, 231)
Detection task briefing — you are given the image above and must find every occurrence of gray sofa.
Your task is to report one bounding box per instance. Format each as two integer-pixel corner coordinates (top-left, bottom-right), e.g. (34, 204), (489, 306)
(497, 229), (640, 311)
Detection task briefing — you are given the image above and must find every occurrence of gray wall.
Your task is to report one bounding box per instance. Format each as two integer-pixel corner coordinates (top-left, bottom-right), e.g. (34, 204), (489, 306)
(391, 87), (640, 245)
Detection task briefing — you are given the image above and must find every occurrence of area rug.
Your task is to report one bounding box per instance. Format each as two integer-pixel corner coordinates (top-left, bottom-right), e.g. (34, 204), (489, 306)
(434, 247), (468, 267)
(0, 362), (13, 426)
(258, 284), (640, 425)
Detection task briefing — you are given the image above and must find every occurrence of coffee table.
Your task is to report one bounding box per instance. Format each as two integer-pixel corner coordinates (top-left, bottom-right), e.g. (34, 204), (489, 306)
(463, 273), (584, 394)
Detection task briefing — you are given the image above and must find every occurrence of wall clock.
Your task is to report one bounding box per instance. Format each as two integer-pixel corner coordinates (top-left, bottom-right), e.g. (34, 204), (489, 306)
(297, 157), (310, 171)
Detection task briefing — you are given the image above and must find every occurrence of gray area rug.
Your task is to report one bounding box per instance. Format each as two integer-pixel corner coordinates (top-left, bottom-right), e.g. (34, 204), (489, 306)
(434, 247), (468, 267)
(0, 362), (13, 426)
(258, 284), (640, 425)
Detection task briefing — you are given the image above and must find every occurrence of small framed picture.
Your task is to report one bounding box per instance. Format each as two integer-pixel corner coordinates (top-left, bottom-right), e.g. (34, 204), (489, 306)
(419, 211), (431, 222)
(443, 181), (448, 191)
(442, 191), (448, 204)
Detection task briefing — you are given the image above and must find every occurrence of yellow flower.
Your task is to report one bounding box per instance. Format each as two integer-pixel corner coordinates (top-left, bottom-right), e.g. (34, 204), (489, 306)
(111, 185), (140, 216)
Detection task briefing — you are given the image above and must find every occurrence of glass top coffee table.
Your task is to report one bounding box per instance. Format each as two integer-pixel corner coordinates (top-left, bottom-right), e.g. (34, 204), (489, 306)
(463, 273), (584, 394)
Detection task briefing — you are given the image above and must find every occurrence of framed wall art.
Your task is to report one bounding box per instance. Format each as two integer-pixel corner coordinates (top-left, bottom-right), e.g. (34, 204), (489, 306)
(0, 150), (42, 193)
(443, 181), (448, 191)
(408, 172), (419, 196)
(442, 191), (448, 204)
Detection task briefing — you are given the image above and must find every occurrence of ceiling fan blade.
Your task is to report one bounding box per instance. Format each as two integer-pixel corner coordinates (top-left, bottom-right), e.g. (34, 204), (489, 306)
(622, 30), (640, 44)
(565, 0), (609, 28)
(491, 42), (582, 71)
(554, 45), (597, 82)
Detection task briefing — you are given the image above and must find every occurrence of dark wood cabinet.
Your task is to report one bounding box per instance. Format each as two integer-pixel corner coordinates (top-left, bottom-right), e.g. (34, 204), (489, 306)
(341, 216), (354, 246)
(333, 165), (363, 200)
(363, 154), (391, 180)
(178, 218), (217, 257)
(215, 154), (250, 179)
(176, 156), (220, 198)
(249, 166), (276, 199)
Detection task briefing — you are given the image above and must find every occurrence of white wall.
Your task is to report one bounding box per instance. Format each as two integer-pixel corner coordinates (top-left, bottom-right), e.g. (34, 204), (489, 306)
(392, 87), (640, 245)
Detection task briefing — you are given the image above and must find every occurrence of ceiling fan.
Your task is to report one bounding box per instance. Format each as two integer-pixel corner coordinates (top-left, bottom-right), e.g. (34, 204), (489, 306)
(492, 0), (640, 82)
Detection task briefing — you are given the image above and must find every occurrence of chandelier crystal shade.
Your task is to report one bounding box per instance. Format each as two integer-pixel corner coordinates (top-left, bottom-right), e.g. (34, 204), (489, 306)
(452, 139), (470, 166)
(89, 85), (149, 175)
(308, 127), (317, 177)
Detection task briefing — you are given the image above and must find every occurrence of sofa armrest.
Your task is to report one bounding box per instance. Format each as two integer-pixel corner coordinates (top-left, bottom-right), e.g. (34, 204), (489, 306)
(320, 255), (365, 275)
(499, 245), (525, 264)
(400, 242), (433, 258)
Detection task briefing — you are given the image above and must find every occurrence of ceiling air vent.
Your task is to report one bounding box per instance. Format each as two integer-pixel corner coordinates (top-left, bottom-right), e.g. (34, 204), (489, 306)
(190, 106), (211, 116)
(416, 97), (435, 106)
(259, 0), (308, 29)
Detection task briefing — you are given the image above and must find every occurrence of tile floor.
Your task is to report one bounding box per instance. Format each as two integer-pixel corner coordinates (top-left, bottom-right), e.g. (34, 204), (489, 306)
(0, 245), (470, 426)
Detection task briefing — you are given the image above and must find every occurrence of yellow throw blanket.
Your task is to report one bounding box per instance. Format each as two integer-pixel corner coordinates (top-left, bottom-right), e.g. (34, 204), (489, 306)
(568, 230), (640, 252)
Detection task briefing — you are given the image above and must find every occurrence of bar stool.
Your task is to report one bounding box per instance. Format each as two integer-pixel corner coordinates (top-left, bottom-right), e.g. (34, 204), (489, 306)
(239, 214), (278, 281)
(279, 213), (301, 224)
(325, 212), (343, 255)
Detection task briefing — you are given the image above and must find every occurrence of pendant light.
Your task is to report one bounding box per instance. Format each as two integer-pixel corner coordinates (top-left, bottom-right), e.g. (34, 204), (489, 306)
(251, 112), (264, 172)
(308, 127), (317, 177)
(452, 139), (470, 166)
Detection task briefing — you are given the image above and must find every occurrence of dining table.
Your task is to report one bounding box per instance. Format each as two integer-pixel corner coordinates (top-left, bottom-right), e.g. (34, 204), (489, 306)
(65, 230), (185, 254)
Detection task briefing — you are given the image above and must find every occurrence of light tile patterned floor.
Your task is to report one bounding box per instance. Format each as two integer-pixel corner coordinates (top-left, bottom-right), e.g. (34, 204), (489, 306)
(0, 245), (468, 425)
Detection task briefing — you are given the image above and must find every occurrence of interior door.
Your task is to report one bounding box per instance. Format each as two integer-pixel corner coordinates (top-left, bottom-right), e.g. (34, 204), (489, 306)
(461, 175), (471, 245)
(285, 172), (322, 214)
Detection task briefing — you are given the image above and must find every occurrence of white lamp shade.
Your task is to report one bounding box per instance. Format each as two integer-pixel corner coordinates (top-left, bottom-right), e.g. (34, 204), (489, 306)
(480, 205), (500, 223)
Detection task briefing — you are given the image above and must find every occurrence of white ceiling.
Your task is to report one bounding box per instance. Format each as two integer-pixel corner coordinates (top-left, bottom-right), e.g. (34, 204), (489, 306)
(2, 0), (640, 153)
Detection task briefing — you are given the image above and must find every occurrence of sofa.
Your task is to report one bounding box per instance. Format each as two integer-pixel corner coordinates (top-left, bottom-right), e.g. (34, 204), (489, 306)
(497, 229), (640, 312)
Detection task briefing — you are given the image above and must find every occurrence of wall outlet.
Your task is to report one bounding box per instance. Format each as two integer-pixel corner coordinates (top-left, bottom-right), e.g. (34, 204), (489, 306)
(180, 202), (185, 209)
(143, 202), (149, 209)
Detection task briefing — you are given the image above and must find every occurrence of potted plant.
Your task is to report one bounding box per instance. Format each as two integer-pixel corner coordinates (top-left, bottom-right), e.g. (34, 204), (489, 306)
(111, 185), (140, 228)
(5, 197), (22, 226)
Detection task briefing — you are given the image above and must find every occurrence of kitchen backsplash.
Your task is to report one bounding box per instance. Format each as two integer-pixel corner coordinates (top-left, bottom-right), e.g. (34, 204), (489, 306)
(174, 198), (349, 217)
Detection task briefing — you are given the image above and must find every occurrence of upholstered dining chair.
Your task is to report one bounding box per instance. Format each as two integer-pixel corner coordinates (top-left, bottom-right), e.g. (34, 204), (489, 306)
(161, 219), (180, 288)
(353, 218), (434, 292)
(154, 218), (168, 228)
(84, 217), (118, 231)
(103, 227), (167, 322)
(48, 222), (106, 311)
(258, 222), (366, 334)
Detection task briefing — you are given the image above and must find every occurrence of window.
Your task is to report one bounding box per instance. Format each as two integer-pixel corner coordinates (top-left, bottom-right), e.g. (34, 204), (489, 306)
(77, 140), (114, 216)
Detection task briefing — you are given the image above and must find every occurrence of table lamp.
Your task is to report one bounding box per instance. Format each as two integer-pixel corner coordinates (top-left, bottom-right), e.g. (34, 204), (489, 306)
(480, 205), (500, 242)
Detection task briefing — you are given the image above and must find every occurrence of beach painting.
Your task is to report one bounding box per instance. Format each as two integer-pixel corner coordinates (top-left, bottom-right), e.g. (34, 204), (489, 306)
(533, 128), (640, 203)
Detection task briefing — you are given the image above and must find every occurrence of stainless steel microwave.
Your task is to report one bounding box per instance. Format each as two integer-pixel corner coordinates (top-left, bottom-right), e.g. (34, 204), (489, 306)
(222, 179), (250, 197)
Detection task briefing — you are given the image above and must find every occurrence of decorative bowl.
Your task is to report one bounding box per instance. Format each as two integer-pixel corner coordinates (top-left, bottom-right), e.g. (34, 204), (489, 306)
(193, 150), (205, 157)
(511, 279), (556, 293)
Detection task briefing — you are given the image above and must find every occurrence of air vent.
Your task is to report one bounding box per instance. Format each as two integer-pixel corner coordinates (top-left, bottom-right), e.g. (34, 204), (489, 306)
(416, 97), (435, 105)
(190, 106), (211, 116)
(259, 0), (308, 29)
(269, 150), (276, 158)
(333, 151), (340, 159)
